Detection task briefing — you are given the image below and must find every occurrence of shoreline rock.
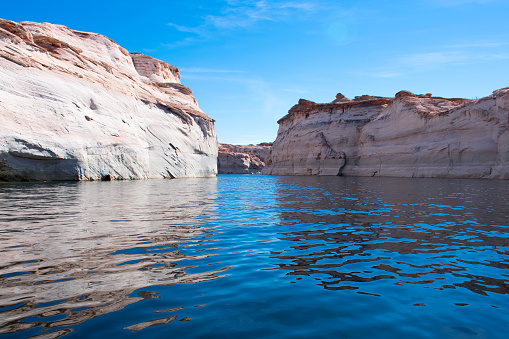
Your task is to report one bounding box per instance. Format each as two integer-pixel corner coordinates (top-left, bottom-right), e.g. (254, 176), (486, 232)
(218, 143), (272, 174)
(263, 89), (509, 179)
(0, 19), (218, 181)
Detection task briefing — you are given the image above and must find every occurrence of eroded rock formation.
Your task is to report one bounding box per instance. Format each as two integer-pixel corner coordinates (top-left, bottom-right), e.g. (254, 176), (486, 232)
(263, 89), (509, 179)
(0, 19), (217, 181)
(218, 143), (272, 174)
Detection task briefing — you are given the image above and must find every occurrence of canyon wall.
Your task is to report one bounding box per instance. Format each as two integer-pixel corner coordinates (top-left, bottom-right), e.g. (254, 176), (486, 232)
(0, 19), (217, 181)
(218, 143), (272, 174)
(263, 89), (509, 179)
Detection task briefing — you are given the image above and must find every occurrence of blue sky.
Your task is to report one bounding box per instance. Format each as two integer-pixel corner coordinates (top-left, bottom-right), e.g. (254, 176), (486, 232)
(3, 0), (509, 144)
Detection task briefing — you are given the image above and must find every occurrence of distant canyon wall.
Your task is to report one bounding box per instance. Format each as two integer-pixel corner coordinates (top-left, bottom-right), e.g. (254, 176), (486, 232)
(263, 89), (509, 179)
(0, 19), (217, 181)
(218, 143), (272, 174)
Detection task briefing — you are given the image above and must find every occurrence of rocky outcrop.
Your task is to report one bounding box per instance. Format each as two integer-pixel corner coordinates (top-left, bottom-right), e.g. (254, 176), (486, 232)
(0, 19), (217, 181)
(263, 89), (509, 179)
(218, 143), (272, 174)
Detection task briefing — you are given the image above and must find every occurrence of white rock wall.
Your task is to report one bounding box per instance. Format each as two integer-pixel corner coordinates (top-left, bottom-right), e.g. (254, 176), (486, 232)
(0, 19), (217, 181)
(354, 90), (509, 179)
(263, 90), (509, 179)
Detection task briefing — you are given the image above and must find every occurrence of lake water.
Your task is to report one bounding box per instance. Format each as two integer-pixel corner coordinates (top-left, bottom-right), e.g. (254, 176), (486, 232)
(0, 175), (508, 338)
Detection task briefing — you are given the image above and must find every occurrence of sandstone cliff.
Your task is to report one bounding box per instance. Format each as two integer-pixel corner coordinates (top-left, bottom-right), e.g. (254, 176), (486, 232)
(263, 89), (509, 179)
(218, 143), (272, 174)
(0, 19), (217, 181)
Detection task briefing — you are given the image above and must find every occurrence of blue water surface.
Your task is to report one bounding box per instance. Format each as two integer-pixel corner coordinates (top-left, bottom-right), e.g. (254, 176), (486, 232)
(0, 175), (508, 338)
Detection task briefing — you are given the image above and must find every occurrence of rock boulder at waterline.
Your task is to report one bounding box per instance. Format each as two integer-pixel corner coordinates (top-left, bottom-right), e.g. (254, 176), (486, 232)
(0, 19), (217, 181)
(263, 89), (509, 179)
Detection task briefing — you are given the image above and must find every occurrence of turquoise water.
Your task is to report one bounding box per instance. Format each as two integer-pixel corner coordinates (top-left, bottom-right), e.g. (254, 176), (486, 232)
(0, 175), (508, 338)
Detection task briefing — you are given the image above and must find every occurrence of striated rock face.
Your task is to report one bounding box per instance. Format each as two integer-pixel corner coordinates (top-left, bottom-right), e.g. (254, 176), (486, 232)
(0, 19), (217, 181)
(263, 89), (509, 179)
(218, 143), (272, 174)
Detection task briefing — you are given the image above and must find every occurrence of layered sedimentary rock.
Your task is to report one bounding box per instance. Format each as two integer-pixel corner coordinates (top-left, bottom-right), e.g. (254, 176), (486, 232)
(263, 89), (509, 179)
(0, 19), (217, 181)
(218, 143), (272, 174)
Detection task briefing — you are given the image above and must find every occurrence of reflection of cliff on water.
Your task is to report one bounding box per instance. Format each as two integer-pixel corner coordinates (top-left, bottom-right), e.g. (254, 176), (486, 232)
(0, 178), (229, 335)
(270, 176), (509, 297)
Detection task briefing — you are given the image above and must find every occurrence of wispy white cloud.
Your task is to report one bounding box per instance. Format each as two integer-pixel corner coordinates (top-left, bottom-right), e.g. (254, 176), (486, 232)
(165, 1), (354, 49)
(180, 67), (248, 73)
(401, 51), (470, 67)
(161, 37), (200, 49)
(401, 50), (509, 68)
(167, 23), (204, 34)
(445, 42), (507, 48)
(363, 39), (509, 78)
(183, 74), (310, 99)
(281, 88), (311, 94)
(183, 74), (265, 85)
(408, 41), (509, 67)
(371, 71), (402, 78)
(207, 0), (317, 28)
(426, 0), (497, 6)
(168, 0), (318, 34)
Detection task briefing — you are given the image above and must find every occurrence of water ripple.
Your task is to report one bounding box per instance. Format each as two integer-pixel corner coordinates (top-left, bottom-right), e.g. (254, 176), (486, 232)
(1, 176), (508, 338)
